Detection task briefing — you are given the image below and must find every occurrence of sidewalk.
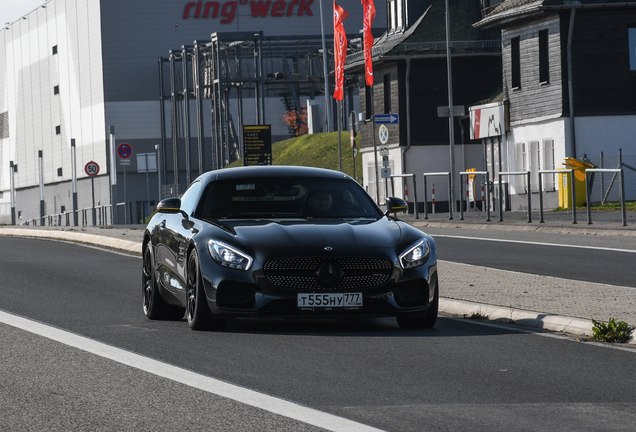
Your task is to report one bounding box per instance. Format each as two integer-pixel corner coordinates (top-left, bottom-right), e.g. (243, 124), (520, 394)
(2, 210), (635, 343)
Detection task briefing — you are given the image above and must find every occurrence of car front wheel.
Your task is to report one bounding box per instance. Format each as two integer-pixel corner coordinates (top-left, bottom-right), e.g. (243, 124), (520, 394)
(186, 251), (227, 331)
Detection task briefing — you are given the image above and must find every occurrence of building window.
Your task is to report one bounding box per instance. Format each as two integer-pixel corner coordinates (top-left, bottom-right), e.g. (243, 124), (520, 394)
(511, 36), (521, 89)
(383, 74), (391, 113)
(54, 85), (59, 95)
(539, 30), (549, 83)
(543, 139), (555, 191)
(57, 168), (63, 177)
(365, 86), (372, 120)
(515, 142), (527, 193)
(529, 140), (540, 191)
(52, 45), (58, 55)
(55, 125), (61, 135)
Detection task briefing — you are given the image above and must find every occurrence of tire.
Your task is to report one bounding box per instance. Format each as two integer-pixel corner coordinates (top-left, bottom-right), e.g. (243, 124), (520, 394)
(186, 251), (227, 331)
(142, 242), (184, 320)
(396, 281), (439, 329)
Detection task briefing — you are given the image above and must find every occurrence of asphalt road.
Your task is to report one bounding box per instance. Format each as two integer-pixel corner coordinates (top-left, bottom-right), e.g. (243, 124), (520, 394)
(2, 236), (636, 431)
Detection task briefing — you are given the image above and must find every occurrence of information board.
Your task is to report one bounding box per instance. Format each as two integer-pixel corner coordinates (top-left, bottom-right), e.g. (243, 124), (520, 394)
(243, 125), (272, 166)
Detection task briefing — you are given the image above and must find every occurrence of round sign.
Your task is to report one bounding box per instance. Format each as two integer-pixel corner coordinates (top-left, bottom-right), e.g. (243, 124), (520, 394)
(85, 161), (100, 176)
(117, 142), (133, 159)
(379, 125), (389, 144)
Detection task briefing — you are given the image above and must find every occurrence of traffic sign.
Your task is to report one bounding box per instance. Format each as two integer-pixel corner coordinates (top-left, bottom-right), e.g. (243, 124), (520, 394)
(117, 142), (133, 159)
(381, 168), (391, 178)
(119, 159), (131, 165)
(379, 125), (389, 144)
(375, 114), (399, 124)
(84, 161), (99, 176)
(379, 146), (389, 156)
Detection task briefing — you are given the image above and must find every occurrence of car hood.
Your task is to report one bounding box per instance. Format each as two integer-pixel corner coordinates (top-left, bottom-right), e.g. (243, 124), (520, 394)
(200, 217), (408, 259)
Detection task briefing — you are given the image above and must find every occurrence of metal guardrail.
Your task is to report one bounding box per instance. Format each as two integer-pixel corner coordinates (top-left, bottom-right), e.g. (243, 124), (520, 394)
(422, 172), (452, 220)
(585, 168), (626, 226)
(23, 205), (112, 227)
(539, 169), (576, 224)
(498, 171), (532, 223)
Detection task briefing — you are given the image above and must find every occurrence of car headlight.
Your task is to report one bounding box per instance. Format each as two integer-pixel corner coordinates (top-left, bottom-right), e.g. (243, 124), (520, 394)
(399, 239), (430, 269)
(208, 240), (253, 270)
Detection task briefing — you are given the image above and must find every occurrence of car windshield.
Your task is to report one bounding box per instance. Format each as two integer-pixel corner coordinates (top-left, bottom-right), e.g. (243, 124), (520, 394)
(195, 177), (381, 220)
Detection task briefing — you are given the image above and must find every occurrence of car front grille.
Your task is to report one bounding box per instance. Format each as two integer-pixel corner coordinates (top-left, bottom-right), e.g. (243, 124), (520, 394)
(263, 257), (393, 290)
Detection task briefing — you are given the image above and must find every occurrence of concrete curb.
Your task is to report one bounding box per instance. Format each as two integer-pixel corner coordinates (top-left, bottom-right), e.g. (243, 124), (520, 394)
(2, 227), (634, 345)
(440, 298), (595, 337)
(0, 228), (141, 255)
(409, 220), (636, 237)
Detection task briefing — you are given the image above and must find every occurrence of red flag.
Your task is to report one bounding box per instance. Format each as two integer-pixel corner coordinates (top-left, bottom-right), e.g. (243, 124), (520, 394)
(361, 0), (375, 86)
(333, 1), (348, 101)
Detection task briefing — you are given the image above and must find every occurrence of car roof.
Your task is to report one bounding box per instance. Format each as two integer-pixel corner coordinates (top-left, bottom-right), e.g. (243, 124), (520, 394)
(196, 165), (354, 182)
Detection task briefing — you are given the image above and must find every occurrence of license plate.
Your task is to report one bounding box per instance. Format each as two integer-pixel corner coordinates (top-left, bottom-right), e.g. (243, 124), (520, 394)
(297, 293), (363, 309)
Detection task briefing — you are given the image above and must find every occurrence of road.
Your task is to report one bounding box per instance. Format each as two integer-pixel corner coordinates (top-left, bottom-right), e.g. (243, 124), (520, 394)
(2, 235), (636, 431)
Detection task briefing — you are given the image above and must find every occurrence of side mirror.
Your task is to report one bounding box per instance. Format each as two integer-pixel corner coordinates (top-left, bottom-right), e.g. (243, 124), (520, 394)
(385, 196), (408, 216)
(157, 197), (183, 214)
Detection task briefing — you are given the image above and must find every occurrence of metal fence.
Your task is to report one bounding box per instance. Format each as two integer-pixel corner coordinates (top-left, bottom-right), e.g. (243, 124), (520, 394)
(586, 154), (636, 204)
(22, 205), (112, 227)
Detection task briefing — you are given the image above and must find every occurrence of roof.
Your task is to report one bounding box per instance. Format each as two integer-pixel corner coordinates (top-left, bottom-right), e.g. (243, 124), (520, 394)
(475, 0), (636, 28)
(346, 0), (500, 71)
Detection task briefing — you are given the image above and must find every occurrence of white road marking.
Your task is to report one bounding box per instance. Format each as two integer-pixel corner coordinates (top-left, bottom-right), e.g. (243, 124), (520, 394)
(0, 310), (384, 432)
(433, 234), (636, 253)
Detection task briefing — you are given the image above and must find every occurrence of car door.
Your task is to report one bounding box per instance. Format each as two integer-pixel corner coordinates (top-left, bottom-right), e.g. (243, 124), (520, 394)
(155, 181), (203, 304)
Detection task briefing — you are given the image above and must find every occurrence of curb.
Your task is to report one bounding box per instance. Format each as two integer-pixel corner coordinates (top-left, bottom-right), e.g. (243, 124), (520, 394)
(2, 227), (634, 344)
(0, 228), (141, 255)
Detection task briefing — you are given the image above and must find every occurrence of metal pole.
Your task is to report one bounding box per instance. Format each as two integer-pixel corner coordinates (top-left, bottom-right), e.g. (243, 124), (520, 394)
(423, 175), (428, 219)
(498, 172), (503, 222)
(71, 139), (78, 226)
(571, 169), (577, 224)
(586, 171), (592, 224)
(109, 125), (117, 225)
(527, 171), (532, 223)
(413, 174), (419, 219)
(445, 0), (456, 215)
(447, 173), (453, 220)
(319, 0), (332, 132)
(338, 100), (342, 171)
(182, 46), (192, 185)
(156, 145), (162, 202)
(371, 90), (379, 204)
(539, 174), (544, 223)
(619, 149), (626, 226)
(9, 161), (16, 225)
(146, 153), (151, 223)
(91, 176), (96, 226)
(459, 173), (464, 220)
(39, 150), (44, 225)
(485, 172), (491, 222)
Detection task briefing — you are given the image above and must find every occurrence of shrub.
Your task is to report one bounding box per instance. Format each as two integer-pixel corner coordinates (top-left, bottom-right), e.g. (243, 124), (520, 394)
(592, 318), (635, 343)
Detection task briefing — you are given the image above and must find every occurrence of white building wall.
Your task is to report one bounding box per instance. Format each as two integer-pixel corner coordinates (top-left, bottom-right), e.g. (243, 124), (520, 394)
(575, 115), (636, 160)
(0, 0), (106, 222)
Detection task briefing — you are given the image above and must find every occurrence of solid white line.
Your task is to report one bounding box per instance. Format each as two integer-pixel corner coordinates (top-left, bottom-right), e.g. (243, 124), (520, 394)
(0, 310), (384, 432)
(433, 234), (636, 253)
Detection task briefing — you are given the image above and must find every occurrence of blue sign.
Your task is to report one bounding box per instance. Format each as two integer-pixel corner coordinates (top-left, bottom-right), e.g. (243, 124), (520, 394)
(375, 114), (399, 124)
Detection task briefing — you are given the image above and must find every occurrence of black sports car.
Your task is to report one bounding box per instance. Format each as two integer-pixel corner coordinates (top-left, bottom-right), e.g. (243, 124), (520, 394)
(142, 165), (438, 330)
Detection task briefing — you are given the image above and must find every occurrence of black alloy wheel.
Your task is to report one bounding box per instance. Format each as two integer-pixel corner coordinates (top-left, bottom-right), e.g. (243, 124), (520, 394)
(186, 251), (227, 331)
(142, 241), (184, 320)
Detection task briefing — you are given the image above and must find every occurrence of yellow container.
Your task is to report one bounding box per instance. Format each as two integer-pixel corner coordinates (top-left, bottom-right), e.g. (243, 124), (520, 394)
(558, 158), (594, 208)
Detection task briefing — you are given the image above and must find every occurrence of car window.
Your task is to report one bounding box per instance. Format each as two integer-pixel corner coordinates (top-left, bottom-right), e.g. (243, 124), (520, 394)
(180, 181), (202, 215)
(195, 177), (381, 220)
